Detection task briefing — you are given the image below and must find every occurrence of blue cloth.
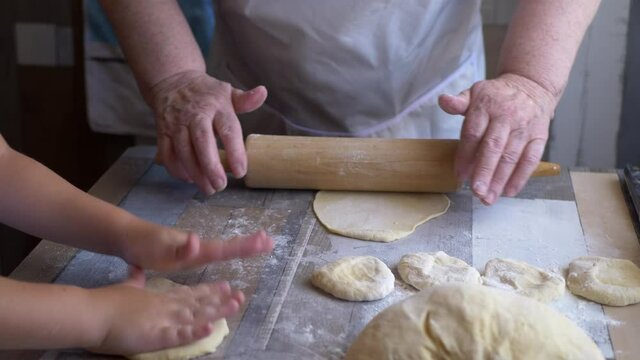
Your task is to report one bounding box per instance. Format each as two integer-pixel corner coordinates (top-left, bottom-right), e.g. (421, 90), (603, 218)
(86, 0), (214, 57)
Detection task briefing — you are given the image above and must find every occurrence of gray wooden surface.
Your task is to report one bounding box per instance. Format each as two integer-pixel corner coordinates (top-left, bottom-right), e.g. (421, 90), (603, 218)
(4, 147), (628, 359)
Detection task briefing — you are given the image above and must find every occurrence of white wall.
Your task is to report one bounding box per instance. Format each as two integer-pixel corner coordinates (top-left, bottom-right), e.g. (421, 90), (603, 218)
(549, 1), (630, 168)
(482, 0), (630, 169)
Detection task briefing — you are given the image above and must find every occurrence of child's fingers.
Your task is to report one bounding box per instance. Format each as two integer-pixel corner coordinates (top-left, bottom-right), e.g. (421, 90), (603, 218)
(122, 265), (146, 288)
(197, 229), (275, 263)
(151, 229), (274, 271)
(173, 232), (200, 261)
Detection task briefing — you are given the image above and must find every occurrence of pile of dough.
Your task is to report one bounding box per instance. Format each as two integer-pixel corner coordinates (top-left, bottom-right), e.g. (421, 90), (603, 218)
(482, 258), (565, 303)
(313, 191), (449, 242)
(128, 278), (229, 360)
(398, 251), (481, 290)
(344, 284), (603, 360)
(567, 256), (640, 306)
(311, 256), (395, 301)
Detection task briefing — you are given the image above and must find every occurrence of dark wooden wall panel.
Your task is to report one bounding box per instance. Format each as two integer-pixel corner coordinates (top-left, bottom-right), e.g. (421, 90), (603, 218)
(0, 0), (133, 275)
(617, 0), (640, 167)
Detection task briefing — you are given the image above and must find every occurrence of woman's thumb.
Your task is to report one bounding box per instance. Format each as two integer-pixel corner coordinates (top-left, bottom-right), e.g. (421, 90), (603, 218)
(438, 90), (470, 115)
(232, 86), (268, 114)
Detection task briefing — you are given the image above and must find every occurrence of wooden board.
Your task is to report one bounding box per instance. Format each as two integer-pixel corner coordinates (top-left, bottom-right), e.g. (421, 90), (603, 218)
(4, 146), (637, 359)
(571, 172), (640, 360)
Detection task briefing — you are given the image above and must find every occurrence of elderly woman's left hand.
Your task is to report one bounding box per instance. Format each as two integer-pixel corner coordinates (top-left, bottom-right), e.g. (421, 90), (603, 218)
(438, 73), (558, 205)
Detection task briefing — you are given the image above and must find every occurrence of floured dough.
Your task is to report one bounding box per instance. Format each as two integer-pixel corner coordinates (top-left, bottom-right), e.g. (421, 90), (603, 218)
(567, 256), (640, 306)
(311, 256), (395, 301)
(313, 191), (450, 242)
(398, 251), (481, 290)
(344, 284), (603, 360)
(482, 258), (565, 303)
(128, 278), (229, 360)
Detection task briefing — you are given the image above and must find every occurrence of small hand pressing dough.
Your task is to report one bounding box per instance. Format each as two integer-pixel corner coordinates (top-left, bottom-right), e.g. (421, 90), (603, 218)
(313, 191), (450, 242)
(344, 284), (603, 360)
(128, 278), (229, 360)
(482, 258), (565, 303)
(311, 256), (395, 301)
(567, 256), (640, 306)
(398, 251), (481, 290)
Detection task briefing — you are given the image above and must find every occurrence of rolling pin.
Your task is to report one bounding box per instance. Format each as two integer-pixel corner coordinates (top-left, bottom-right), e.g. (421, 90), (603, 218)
(219, 135), (560, 193)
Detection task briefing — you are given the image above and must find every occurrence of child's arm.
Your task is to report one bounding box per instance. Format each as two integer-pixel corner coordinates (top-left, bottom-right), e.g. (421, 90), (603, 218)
(0, 268), (242, 354)
(0, 135), (273, 270)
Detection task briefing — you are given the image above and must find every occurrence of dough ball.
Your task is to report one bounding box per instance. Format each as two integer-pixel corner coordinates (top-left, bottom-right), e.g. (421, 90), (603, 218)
(567, 256), (640, 306)
(482, 258), (565, 303)
(344, 284), (603, 360)
(398, 251), (481, 290)
(128, 278), (229, 360)
(313, 191), (449, 242)
(311, 256), (395, 301)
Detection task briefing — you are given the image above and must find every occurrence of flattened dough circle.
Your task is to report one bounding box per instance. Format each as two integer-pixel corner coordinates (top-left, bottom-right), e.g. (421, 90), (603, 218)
(313, 191), (450, 242)
(398, 251), (481, 290)
(311, 256), (395, 301)
(482, 258), (565, 303)
(567, 256), (640, 306)
(128, 278), (229, 360)
(344, 284), (603, 360)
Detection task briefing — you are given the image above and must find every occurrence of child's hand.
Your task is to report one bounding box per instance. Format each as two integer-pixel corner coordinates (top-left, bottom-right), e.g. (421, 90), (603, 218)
(88, 268), (242, 355)
(118, 219), (275, 271)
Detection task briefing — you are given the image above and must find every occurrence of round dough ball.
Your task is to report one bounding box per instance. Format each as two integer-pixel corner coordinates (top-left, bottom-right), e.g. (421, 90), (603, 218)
(311, 256), (395, 301)
(398, 251), (481, 290)
(313, 191), (450, 242)
(567, 256), (640, 306)
(482, 258), (565, 303)
(344, 284), (603, 360)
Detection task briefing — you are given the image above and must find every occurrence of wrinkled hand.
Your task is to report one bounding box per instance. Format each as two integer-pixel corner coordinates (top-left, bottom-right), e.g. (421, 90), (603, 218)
(89, 267), (243, 355)
(119, 219), (275, 271)
(150, 70), (268, 195)
(438, 73), (557, 205)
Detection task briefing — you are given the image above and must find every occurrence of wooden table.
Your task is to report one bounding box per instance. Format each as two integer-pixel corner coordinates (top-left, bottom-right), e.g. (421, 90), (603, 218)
(4, 146), (640, 360)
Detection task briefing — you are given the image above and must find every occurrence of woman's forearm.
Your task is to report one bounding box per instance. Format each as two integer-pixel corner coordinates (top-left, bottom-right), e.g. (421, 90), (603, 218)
(498, 0), (601, 102)
(99, 0), (206, 102)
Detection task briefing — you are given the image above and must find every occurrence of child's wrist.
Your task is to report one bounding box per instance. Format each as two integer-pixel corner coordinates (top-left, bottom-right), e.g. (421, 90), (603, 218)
(80, 287), (113, 349)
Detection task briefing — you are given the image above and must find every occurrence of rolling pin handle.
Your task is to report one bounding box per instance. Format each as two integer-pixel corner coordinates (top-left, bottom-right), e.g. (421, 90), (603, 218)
(533, 162), (561, 177)
(218, 149), (231, 173)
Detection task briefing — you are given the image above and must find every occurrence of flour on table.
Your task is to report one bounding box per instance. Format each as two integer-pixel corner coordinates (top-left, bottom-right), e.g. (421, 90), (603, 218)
(313, 191), (449, 242)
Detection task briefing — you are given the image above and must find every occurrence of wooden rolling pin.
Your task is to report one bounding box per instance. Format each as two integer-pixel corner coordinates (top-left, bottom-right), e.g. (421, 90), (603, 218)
(219, 135), (560, 193)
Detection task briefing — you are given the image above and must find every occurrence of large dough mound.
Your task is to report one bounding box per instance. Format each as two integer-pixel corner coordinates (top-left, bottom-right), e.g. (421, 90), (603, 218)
(344, 284), (603, 360)
(313, 191), (449, 242)
(482, 258), (565, 303)
(567, 256), (640, 306)
(398, 251), (481, 290)
(311, 256), (395, 301)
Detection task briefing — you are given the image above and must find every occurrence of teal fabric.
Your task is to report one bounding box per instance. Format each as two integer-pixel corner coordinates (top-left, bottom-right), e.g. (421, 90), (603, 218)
(86, 0), (214, 56)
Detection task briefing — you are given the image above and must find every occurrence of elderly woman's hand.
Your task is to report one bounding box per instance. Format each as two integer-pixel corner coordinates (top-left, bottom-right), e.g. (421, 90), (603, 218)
(439, 73), (557, 205)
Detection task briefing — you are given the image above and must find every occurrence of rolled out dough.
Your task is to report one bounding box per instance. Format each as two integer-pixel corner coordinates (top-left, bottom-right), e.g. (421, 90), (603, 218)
(398, 251), (481, 290)
(311, 256), (395, 301)
(128, 278), (229, 360)
(567, 256), (640, 306)
(344, 284), (603, 360)
(313, 191), (450, 242)
(482, 258), (565, 303)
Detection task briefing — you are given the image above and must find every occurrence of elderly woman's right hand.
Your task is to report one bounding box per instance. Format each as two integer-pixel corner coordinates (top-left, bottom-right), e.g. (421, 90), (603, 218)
(149, 70), (267, 195)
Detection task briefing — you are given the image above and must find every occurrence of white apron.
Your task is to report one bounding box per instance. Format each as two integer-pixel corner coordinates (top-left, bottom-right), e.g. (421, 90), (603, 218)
(208, 0), (485, 139)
